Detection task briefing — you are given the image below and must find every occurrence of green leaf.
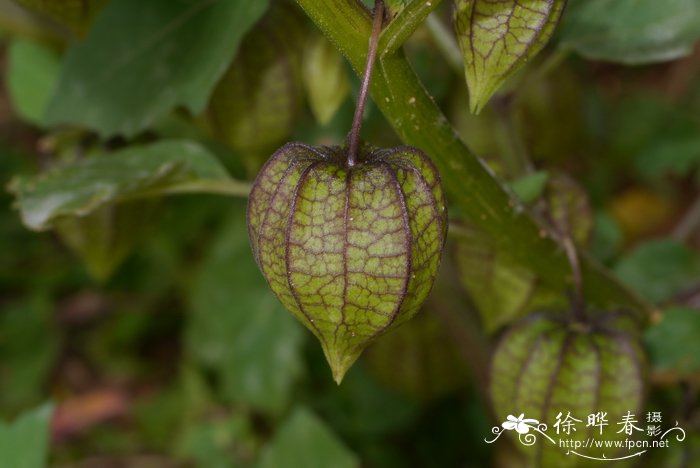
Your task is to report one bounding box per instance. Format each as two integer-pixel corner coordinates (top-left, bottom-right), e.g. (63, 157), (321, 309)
(180, 414), (255, 468)
(313, 364), (418, 439)
(0, 403), (53, 468)
(509, 171), (549, 205)
(453, 0), (566, 113)
(44, 0), (270, 138)
(258, 407), (359, 468)
(9, 140), (232, 231)
(303, 32), (350, 126)
(187, 201), (304, 416)
(6, 39), (60, 126)
(560, 0), (700, 64)
(208, 0), (306, 172)
(0, 294), (59, 409)
(635, 136), (700, 182)
(614, 240), (700, 304)
(589, 211), (623, 263)
(55, 200), (160, 281)
(645, 307), (700, 376)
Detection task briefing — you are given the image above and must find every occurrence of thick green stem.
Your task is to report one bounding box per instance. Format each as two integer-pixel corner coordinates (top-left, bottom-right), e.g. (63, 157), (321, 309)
(294, 0), (652, 323)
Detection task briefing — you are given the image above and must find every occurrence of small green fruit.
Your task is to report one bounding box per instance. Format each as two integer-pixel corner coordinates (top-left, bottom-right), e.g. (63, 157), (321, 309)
(248, 142), (447, 383)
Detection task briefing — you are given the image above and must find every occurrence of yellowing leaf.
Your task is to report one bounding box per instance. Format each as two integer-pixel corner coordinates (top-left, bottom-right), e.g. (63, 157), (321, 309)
(453, 0), (566, 113)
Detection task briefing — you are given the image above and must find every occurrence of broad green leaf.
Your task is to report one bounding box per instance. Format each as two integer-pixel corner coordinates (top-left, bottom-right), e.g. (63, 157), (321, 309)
(14, 0), (108, 35)
(6, 39), (60, 126)
(55, 200), (160, 281)
(303, 32), (350, 125)
(0, 403), (53, 468)
(209, 1), (306, 172)
(614, 240), (700, 304)
(453, 0), (566, 113)
(258, 407), (359, 468)
(44, 0), (269, 138)
(187, 201), (304, 416)
(560, 0), (700, 64)
(645, 307), (700, 376)
(9, 140), (232, 231)
(453, 224), (564, 333)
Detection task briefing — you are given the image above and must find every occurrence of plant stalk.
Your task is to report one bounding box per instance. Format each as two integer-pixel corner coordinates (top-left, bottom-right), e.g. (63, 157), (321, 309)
(347, 0), (385, 167)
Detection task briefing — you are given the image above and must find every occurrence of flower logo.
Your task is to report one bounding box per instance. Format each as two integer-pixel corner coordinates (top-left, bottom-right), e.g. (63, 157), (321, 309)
(502, 414), (540, 434)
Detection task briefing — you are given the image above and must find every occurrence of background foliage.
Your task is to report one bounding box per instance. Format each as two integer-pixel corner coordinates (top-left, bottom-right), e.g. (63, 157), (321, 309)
(0, 0), (699, 466)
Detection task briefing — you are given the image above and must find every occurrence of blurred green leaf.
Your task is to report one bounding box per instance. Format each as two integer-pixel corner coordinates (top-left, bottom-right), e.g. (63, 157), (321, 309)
(303, 33), (350, 126)
(314, 365), (418, 440)
(645, 307), (700, 376)
(614, 240), (700, 304)
(560, 0), (700, 64)
(9, 140), (232, 231)
(258, 406), (359, 468)
(44, 0), (270, 137)
(187, 201), (304, 415)
(509, 171), (549, 205)
(635, 136), (700, 182)
(6, 39), (60, 126)
(180, 414), (255, 468)
(55, 200), (160, 281)
(0, 294), (59, 409)
(0, 403), (53, 468)
(589, 211), (623, 263)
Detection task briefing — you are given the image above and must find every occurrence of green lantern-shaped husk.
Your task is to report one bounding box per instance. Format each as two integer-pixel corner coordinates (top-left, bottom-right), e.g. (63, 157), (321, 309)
(248, 142), (446, 383)
(491, 312), (646, 467)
